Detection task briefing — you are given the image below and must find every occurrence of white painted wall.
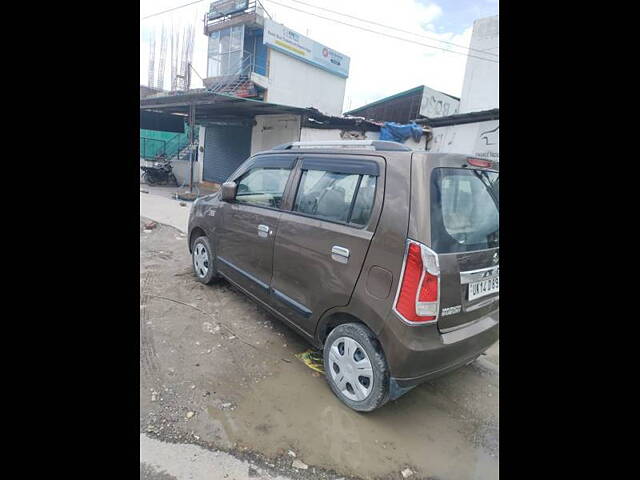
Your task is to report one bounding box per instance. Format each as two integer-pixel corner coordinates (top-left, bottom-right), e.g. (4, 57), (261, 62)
(171, 125), (206, 185)
(171, 157), (201, 186)
(300, 127), (427, 151)
(197, 124), (206, 183)
(459, 16), (499, 113)
(265, 49), (346, 116)
(139, 155), (202, 186)
(419, 86), (460, 118)
(427, 120), (499, 161)
(250, 114), (301, 155)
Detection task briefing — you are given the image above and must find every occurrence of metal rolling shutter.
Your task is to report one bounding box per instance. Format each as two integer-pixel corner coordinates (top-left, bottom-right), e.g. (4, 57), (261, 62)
(202, 125), (252, 183)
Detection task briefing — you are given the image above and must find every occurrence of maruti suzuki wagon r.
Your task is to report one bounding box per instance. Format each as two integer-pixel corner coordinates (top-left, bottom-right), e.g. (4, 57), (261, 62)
(188, 140), (499, 411)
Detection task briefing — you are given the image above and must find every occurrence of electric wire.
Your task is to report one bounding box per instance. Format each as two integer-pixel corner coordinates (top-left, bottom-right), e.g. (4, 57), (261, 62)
(263, 0), (499, 63)
(277, 0), (498, 58)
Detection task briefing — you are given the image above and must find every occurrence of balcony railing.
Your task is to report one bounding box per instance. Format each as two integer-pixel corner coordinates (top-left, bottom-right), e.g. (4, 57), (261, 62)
(205, 51), (263, 97)
(203, 0), (270, 34)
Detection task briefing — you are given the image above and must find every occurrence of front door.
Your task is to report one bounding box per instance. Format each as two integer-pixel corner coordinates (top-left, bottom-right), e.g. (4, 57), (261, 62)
(270, 155), (384, 335)
(215, 155), (296, 302)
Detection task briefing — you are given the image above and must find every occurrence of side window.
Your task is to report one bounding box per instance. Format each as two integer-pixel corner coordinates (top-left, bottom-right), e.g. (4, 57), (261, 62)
(235, 167), (291, 209)
(293, 170), (377, 225)
(350, 174), (377, 226)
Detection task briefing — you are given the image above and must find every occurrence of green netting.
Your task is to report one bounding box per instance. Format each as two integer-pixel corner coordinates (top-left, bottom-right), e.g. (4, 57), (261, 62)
(140, 125), (199, 159)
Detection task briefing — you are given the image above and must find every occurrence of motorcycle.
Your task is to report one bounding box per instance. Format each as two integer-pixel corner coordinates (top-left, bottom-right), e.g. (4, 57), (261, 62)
(140, 154), (178, 186)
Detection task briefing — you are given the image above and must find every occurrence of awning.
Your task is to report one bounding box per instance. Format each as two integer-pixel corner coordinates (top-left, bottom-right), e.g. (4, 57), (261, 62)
(140, 110), (185, 132)
(140, 90), (311, 123)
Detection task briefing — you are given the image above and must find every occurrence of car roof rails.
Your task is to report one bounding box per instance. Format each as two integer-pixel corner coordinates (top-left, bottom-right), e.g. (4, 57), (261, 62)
(271, 140), (412, 152)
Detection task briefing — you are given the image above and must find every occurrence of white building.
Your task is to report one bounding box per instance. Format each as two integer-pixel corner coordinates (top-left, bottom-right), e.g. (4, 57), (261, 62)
(140, 1), (431, 187)
(149, 0), (358, 186)
(203, 0), (349, 116)
(459, 15), (499, 114)
(140, 92), (428, 186)
(426, 15), (499, 161)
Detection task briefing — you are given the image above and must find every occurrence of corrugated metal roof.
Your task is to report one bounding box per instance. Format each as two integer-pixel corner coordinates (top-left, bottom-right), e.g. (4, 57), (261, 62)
(140, 90), (431, 134)
(140, 90), (389, 130)
(344, 85), (460, 116)
(344, 86), (424, 116)
(140, 91), (312, 121)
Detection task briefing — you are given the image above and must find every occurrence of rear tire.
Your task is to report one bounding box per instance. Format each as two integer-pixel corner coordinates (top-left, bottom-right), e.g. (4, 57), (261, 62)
(323, 323), (390, 412)
(143, 173), (156, 185)
(191, 236), (218, 284)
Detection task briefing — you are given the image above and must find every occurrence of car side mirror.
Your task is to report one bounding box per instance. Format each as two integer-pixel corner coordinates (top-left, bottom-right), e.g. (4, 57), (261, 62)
(221, 181), (237, 202)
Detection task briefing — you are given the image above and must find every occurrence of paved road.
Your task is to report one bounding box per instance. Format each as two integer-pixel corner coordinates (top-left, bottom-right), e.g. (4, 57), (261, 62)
(141, 434), (296, 480)
(140, 191), (190, 233)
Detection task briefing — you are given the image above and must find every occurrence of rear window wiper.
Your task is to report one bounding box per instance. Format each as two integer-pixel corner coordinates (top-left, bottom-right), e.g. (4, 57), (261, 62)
(472, 170), (499, 207)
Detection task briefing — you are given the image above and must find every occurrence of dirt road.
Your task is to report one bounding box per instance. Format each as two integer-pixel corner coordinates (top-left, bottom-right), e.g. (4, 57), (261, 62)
(140, 217), (499, 480)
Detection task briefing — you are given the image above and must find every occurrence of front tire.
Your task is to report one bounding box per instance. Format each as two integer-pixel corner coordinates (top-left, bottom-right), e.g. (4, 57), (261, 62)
(192, 236), (218, 284)
(323, 323), (390, 412)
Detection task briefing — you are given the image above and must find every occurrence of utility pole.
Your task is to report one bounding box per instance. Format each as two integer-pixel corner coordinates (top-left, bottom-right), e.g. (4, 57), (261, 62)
(188, 102), (196, 193)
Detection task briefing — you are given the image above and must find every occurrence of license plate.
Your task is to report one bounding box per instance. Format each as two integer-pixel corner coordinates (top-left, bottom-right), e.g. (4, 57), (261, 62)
(468, 276), (499, 301)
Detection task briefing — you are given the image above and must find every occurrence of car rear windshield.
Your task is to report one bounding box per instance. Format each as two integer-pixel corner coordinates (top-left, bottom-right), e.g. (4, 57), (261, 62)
(430, 167), (499, 253)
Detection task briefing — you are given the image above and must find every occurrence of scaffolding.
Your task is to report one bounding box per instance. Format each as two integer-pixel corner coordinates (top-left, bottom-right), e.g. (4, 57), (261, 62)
(147, 31), (156, 88)
(156, 26), (168, 90)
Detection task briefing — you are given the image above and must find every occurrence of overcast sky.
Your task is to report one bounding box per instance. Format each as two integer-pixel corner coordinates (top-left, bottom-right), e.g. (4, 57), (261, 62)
(140, 0), (499, 112)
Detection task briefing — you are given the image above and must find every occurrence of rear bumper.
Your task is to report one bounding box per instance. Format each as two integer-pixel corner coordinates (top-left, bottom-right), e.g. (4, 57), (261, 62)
(380, 308), (499, 390)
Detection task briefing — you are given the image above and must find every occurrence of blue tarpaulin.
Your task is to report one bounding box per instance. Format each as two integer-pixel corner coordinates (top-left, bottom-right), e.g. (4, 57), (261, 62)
(379, 122), (423, 143)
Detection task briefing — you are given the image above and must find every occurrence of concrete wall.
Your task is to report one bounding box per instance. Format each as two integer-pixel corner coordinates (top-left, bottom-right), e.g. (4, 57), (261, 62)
(250, 114), (301, 155)
(459, 16), (499, 114)
(419, 86), (460, 118)
(300, 127), (427, 151)
(265, 49), (346, 115)
(172, 125), (206, 185)
(171, 157), (202, 186)
(139, 155), (202, 186)
(427, 120), (499, 161)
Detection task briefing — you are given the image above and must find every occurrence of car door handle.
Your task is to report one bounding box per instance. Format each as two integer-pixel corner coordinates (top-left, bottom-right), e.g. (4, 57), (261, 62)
(258, 224), (272, 238)
(331, 246), (350, 263)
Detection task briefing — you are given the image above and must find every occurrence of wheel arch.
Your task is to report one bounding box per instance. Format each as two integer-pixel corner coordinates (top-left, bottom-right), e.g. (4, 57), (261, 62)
(188, 226), (207, 253)
(316, 312), (380, 350)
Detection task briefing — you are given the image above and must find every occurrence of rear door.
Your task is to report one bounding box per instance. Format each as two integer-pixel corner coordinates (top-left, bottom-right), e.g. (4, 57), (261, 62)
(269, 155), (384, 335)
(429, 166), (499, 331)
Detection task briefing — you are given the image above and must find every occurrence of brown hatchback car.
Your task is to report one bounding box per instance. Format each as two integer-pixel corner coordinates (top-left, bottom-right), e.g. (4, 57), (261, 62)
(188, 140), (499, 411)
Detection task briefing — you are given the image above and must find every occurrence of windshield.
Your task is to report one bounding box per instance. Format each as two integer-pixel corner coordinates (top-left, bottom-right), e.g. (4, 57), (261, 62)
(430, 167), (499, 253)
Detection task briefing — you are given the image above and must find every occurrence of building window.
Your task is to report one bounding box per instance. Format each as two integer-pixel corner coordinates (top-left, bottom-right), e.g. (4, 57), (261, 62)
(208, 25), (245, 77)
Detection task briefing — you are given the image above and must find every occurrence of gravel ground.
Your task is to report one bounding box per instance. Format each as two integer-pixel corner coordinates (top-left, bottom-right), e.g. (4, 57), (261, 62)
(140, 217), (499, 480)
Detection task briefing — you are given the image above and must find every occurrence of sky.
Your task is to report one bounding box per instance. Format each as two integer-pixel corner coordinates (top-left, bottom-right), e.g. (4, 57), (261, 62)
(140, 0), (499, 112)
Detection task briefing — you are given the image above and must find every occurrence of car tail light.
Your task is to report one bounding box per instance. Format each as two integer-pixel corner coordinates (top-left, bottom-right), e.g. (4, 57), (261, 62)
(394, 240), (440, 324)
(467, 158), (492, 168)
